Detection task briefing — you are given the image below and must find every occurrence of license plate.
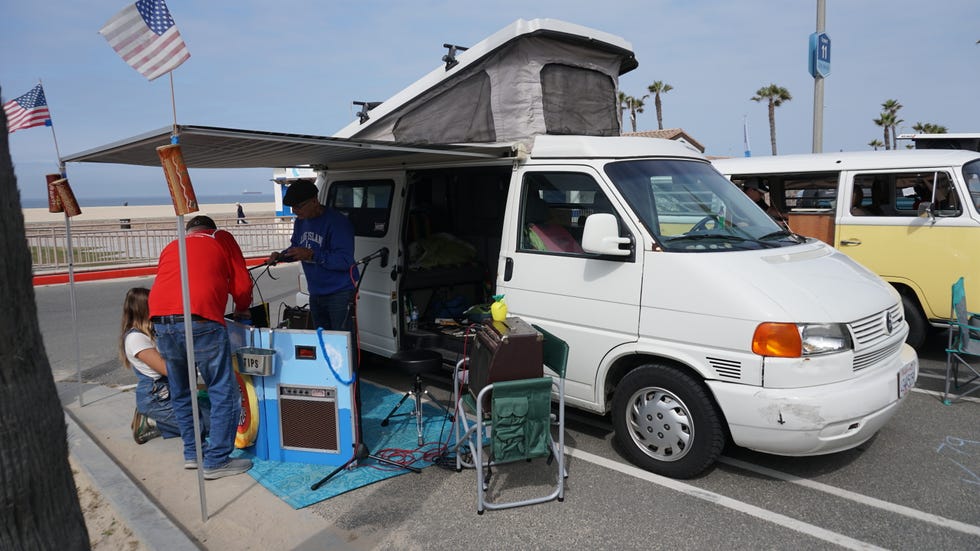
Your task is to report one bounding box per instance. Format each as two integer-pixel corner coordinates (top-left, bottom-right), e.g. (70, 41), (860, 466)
(897, 362), (916, 399)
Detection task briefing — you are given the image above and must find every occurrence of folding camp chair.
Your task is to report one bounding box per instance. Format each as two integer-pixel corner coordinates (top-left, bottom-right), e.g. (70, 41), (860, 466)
(944, 277), (980, 404)
(453, 324), (568, 514)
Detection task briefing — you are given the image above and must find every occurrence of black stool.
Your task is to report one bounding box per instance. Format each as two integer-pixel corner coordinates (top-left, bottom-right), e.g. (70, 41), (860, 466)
(380, 349), (452, 446)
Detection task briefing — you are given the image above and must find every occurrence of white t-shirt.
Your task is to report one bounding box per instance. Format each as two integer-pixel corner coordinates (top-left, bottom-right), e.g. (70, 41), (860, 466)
(125, 330), (162, 380)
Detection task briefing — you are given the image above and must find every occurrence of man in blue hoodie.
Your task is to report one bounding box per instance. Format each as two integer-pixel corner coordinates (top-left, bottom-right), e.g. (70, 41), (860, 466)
(268, 180), (358, 330)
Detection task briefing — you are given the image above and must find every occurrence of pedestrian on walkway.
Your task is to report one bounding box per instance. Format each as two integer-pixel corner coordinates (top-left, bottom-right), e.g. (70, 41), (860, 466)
(120, 287), (211, 445)
(236, 202), (247, 224)
(150, 215), (254, 479)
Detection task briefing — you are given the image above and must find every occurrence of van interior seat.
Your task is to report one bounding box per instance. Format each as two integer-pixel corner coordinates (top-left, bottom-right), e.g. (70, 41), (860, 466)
(525, 193), (583, 253)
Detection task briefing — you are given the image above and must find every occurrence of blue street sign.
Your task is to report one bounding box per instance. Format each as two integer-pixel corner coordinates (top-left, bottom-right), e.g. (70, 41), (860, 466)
(808, 32), (831, 78)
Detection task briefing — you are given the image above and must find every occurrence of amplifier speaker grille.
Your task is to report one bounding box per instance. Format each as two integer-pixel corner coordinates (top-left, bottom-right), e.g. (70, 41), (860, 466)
(279, 389), (339, 452)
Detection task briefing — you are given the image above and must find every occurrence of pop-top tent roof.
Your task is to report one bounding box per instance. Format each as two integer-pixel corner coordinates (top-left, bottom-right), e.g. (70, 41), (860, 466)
(334, 18), (637, 145)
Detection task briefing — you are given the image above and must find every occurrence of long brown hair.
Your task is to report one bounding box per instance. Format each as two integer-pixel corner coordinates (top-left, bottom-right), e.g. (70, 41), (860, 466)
(119, 287), (154, 369)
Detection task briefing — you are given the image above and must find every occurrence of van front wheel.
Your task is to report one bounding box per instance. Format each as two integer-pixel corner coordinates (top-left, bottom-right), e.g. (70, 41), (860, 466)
(612, 365), (725, 479)
(902, 294), (927, 350)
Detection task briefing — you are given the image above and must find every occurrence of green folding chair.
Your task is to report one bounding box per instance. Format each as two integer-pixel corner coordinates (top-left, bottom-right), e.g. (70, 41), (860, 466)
(453, 324), (568, 514)
(944, 277), (980, 404)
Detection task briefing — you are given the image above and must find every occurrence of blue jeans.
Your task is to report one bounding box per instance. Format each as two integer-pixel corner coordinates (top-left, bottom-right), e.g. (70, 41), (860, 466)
(135, 371), (210, 439)
(310, 289), (355, 331)
(154, 319), (240, 469)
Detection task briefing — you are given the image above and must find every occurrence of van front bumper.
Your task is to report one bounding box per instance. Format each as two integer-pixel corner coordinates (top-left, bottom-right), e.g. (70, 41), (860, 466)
(707, 343), (918, 456)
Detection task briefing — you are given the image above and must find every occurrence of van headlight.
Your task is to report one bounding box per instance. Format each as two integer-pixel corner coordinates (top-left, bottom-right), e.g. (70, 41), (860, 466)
(752, 322), (852, 358)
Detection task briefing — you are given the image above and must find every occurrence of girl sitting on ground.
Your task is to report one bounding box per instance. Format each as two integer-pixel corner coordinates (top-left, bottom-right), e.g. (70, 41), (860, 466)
(119, 287), (209, 444)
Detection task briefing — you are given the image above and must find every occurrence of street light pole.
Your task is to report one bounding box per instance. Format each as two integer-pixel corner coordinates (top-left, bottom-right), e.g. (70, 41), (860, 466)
(812, 0), (826, 153)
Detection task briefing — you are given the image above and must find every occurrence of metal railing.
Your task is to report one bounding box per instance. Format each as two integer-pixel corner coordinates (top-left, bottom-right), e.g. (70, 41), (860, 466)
(26, 216), (295, 274)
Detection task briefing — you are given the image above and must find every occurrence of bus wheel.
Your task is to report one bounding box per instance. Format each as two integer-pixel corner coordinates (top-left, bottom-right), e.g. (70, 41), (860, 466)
(612, 364), (725, 479)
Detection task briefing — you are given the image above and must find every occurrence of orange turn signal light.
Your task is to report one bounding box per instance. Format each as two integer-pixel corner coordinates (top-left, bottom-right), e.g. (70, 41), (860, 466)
(752, 323), (802, 357)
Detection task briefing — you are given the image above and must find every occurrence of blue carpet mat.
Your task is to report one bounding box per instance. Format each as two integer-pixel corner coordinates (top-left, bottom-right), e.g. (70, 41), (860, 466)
(236, 381), (455, 509)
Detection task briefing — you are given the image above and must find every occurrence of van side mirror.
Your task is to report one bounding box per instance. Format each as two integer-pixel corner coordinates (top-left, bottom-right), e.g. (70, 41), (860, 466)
(917, 202), (935, 221)
(582, 213), (631, 256)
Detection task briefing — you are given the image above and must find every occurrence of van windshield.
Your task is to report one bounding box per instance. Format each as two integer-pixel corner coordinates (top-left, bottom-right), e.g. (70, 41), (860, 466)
(604, 159), (802, 252)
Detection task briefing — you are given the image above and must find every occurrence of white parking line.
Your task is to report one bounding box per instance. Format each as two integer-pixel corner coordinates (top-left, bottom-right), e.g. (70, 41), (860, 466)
(719, 457), (980, 537)
(567, 447), (886, 551)
(911, 387), (980, 404)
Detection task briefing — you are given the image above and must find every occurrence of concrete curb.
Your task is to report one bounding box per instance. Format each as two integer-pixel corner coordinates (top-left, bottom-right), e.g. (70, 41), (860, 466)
(65, 410), (202, 551)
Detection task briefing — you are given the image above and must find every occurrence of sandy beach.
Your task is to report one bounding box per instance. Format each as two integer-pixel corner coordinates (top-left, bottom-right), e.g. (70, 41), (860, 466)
(23, 202), (277, 224)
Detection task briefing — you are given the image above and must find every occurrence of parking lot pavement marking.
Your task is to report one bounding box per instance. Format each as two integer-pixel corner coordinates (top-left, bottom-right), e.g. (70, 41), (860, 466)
(718, 457), (980, 537)
(567, 447), (886, 551)
(911, 387), (980, 404)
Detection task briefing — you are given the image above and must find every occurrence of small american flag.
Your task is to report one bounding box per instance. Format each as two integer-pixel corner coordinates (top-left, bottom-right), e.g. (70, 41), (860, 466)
(99, 0), (190, 81)
(3, 84), (51, 134)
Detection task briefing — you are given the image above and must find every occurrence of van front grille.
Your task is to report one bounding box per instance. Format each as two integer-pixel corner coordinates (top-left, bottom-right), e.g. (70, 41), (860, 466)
(849, 303), (904, 347)
(853, 340), (902, 372)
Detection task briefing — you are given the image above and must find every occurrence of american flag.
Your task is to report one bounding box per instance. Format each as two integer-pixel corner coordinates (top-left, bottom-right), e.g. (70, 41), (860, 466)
(99, 0), (190, 81)
(3, 84), (51, 134)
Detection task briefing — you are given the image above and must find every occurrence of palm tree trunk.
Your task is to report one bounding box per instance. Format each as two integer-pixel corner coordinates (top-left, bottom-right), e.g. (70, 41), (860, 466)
(884, 127), (891, 151)
(0, 93), (90, 549)
(655, 95), (664, 130)
(768, 101), (778, 155)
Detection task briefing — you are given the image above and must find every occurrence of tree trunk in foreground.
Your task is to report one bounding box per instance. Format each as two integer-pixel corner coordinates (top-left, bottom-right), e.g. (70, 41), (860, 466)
(0, 89), (90, 549)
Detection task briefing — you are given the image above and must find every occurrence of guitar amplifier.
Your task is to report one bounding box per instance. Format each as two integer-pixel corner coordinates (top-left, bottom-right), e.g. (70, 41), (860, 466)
(469, 317), (543, 400)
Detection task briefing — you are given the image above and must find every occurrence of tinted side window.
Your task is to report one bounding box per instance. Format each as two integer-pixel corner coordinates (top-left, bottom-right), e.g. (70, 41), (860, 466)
(327, 179), (394, 237)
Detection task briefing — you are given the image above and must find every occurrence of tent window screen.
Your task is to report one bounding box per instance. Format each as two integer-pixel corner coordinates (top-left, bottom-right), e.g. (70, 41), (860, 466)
(540, 64), (618, 136)
(393, 72), (496, 143)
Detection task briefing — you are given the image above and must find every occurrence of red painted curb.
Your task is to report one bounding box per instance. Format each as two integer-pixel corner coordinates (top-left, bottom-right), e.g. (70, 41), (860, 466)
(33, 257), (269, 286)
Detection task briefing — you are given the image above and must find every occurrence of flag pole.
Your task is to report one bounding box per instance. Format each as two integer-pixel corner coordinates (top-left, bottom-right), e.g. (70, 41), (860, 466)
(38, 80), (80, 407)
(169, 73), (178, 135)
(62, 169), (83, 408)
(38, 79), (63, 161)
(162, 124), (208, 522)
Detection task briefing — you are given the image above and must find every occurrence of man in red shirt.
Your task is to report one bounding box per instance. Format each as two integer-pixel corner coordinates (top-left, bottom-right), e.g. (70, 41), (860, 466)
(150, 215), (253, 479)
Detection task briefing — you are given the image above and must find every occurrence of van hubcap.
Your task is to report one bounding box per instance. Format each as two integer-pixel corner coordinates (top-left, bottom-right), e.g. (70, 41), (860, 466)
(625, 387), (693, 462)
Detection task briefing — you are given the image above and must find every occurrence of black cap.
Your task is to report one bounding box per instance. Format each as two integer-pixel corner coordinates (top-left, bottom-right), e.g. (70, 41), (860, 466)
(742, 178), (769, 193)
(283, 180), (318, 206)
(185, 215), (217, 231)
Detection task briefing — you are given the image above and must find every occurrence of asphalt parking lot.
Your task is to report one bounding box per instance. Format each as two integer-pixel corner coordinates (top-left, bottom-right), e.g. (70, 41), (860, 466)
(38, 269), (980, 550)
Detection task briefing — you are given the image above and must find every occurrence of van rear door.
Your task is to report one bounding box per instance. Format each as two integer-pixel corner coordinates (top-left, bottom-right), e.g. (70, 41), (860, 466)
(325, 172), (405, 356)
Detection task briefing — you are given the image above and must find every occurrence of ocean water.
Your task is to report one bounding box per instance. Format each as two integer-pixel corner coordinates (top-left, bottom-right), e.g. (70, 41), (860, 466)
(20, 193), (275, 209)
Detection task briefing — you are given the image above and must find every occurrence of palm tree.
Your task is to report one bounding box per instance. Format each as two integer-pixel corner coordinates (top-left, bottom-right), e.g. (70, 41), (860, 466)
(873, 112), (896, 151)
(881, 99), (903, 149)
(646, 81), (674, 130)
(618, 91), (647, 133)
(912, 122), (948, 134)
(868, 139), (884, 151)
(751, 84), (792, 155)
(0, 91), (90, 547)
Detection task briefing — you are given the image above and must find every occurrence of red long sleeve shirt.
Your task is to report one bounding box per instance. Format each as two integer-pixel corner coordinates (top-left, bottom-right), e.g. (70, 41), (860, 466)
(149, 229), (252, 324)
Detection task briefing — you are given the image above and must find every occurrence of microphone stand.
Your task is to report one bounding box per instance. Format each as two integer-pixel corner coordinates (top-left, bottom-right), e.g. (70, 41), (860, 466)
(311, 250), (419, 490)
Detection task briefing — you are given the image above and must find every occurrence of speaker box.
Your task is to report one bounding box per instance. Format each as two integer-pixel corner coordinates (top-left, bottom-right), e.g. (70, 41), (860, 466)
(278, 385), (339, 453)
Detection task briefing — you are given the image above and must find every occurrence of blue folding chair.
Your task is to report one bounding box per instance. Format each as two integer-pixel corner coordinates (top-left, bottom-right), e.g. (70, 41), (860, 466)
(944, 277), (980, 404)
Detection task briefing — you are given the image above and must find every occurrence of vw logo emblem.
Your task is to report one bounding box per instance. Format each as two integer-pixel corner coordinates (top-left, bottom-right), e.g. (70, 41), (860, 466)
(885, 313), (893, 335)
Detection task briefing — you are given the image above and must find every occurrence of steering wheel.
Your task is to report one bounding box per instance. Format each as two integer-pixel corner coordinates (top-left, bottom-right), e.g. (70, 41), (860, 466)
(689, 215), (721, 233)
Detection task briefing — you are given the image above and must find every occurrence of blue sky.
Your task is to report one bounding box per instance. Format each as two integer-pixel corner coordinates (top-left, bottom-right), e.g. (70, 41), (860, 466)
(3, 1), (979, 202)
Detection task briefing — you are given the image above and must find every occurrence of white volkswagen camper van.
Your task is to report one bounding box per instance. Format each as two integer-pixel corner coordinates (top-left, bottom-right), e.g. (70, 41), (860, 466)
(64, 19), (918, 479)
